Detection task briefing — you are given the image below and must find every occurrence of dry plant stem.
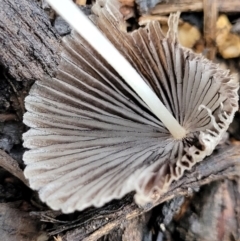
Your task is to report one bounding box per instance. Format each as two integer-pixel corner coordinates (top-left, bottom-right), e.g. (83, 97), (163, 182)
(0, 150), (28, 186)
(151, 0), (240, 15)
(203, 0), (217, 60)
(46, 0), (186, 140)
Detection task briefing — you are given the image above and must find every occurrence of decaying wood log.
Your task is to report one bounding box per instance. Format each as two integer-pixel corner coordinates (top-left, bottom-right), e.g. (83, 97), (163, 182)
(0, 0), (61, 82)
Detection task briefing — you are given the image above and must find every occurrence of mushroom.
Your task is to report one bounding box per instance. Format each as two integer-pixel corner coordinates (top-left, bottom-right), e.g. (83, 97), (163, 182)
(23, 0), (238, 213)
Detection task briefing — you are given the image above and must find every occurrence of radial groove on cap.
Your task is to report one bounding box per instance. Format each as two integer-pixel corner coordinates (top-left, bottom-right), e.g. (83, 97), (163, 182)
(23, 0), (238, 213)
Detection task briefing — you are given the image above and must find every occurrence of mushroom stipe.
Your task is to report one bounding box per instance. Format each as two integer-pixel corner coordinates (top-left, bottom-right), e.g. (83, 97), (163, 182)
(23, 0), (238, 213)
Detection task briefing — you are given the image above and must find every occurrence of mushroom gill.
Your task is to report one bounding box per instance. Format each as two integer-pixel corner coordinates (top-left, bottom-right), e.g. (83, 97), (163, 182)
(23, 0), (238, 213)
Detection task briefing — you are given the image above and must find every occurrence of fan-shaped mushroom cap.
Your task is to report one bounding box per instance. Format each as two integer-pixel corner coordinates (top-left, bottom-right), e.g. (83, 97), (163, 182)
(23, 0), (238, 213)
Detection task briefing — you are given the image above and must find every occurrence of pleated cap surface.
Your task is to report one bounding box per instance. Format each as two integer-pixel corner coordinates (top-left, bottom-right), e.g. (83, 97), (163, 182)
(23, 0), (239, 213)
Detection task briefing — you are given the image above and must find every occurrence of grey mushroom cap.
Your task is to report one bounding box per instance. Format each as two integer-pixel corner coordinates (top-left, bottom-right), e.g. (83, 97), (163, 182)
(23, 0), (238, 213)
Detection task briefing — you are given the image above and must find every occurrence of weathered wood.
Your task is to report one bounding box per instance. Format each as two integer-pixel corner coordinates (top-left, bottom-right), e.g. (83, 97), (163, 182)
(0, 0), (61, 82)
(151, 0), (240, 15)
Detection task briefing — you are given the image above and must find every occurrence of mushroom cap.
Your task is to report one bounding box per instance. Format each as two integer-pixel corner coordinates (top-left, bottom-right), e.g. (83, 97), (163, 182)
(23, 0), (238, 213)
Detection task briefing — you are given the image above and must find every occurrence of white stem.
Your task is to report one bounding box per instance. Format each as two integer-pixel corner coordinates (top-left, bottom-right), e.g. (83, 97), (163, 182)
(46, 0), (186, 139)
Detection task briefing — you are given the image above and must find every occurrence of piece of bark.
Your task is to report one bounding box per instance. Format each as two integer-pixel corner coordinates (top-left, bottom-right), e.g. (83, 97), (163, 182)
(0, 0), (61, 82)
(31, 144), (240, 241)
(150, 0), (240, 15)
